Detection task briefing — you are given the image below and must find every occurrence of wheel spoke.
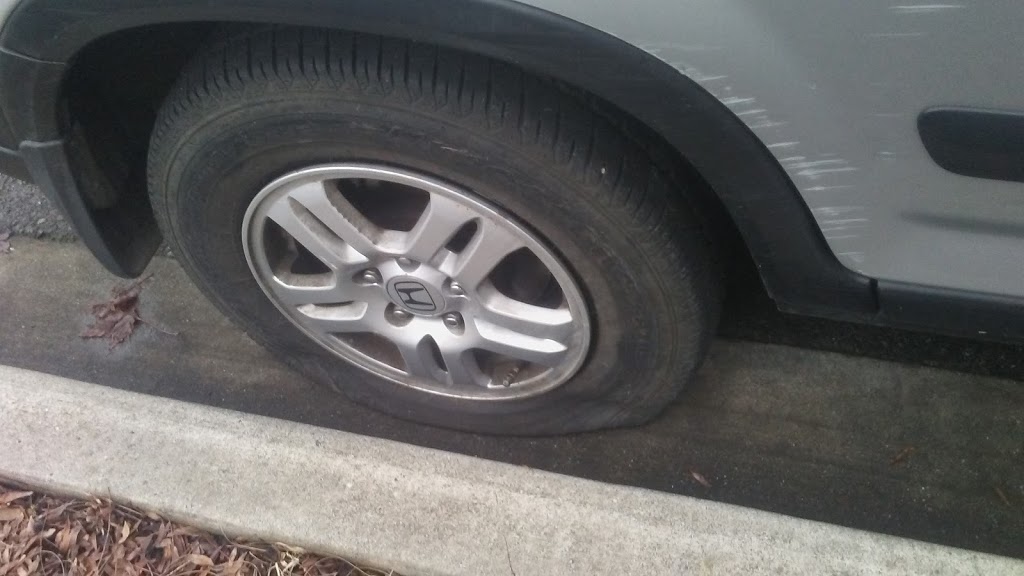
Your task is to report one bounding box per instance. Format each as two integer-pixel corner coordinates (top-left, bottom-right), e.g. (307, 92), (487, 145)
(435, 338), (489, 388)
(295, 301), (375, 334)
(476, 283), (575, 343)
(451, 221), (524, 289)
(395, 334), (446, 381)
(472, 321), (569, 367)
(265, 195), (364, 271)
(403, 195), (477, 264)
(283, 180), (380, 257)
(269, 274), (373, 306)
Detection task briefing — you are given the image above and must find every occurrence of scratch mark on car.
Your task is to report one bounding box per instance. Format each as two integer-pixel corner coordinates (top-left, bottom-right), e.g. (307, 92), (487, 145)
(821, 218), (870, 225)
(869, 32), (926, 37)
(736, 109), (767, 116)
(889, 4), (966, 14)
(825, 234), (859, 240)
(813, 206), (864, 217)
(641, 42), (722, 53)
(693, 74), (728, 82)
(721, 96), (756, 106)
(805, 185), (856, 192)
(749, 120), (788, 129)
(787, 159), (849, 170)
(796, 167), (859, 179)
(768, 142), (800, 149)
(821, 224), (868, 233)
(838, 251), (866, 264)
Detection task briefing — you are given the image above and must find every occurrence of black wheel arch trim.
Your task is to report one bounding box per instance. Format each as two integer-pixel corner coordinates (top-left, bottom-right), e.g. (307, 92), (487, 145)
(0, 0), (877, 314)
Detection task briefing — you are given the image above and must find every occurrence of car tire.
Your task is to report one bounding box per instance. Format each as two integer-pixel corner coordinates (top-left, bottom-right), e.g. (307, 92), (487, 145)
(148, 26), (720, 435)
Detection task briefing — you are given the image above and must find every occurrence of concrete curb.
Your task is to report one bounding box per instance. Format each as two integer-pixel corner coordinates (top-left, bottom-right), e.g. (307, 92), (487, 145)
(0, 365), (1019, 575)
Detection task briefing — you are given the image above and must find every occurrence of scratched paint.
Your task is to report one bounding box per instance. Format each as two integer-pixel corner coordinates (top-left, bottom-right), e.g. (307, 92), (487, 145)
(780, 155), (859, 181)
(813, 206), (866, 218)
(868, 32), (926, 37)
(804, 185), (855, 192)
(889, 4), (966, 14)
(721, 96), (756, 106)
(634, 40), (866, 262)
(749, 119), (788, 129)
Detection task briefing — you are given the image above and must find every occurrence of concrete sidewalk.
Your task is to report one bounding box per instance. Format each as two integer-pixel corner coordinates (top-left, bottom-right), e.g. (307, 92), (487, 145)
(1, 365), (1019, 575)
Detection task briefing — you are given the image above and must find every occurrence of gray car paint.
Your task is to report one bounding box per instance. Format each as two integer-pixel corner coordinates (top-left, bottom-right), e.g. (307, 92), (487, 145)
(0, 0), (1022, 297)
(512, 0), (1024, 298)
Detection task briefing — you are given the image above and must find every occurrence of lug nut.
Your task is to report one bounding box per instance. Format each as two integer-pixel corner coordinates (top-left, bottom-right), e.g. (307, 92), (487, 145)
(442, 313), (463, 329)
(448, 282), (465, 297)
(392, 309), (411, 320)
(396, 257), (415, 267)
(360, 269), (382, 284)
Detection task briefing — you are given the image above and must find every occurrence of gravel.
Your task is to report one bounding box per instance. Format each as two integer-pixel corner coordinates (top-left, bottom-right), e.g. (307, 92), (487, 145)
(0, 174), (77, 241)
(0, 174), (180, 257)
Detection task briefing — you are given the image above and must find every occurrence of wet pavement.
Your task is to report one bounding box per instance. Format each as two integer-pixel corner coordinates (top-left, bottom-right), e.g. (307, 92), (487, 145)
(0, 237), (1021, 558)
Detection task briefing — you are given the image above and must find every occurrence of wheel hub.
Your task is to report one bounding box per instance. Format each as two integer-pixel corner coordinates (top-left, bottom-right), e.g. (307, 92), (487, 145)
(241, 164), (591, 401)
(380, 261), (448, 316)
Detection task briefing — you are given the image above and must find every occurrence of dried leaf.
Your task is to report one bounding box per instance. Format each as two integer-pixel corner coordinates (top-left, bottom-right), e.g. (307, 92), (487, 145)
(690, 471), (712, 489)
(186, 554), (215, 567)
(80, 275), (155, 349)
(0, 481), (395, 575)
(890, 446), (916, 466)
(0, 491), (32, 505)
(0, 507), (24, 522)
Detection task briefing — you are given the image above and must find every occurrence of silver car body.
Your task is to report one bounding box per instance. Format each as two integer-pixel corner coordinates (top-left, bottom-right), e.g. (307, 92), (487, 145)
(0, 0), (1021, 297)
(513, 0), (1024, 297)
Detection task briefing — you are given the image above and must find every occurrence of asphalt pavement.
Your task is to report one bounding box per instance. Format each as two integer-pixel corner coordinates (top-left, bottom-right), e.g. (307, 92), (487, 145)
(0, 236), (1021, 559)
(2, 176), (1024, 559)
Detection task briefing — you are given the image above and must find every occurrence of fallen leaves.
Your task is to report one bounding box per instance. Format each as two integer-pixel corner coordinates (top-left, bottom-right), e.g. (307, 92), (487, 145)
(890, 446), (916, 466)
(80, 274), (174, 349)
(0, 491), (31, 505)
(0, 482), (397, 576)
(0, 507), (23, 521)
(690, 471), (713, 489)
(0, 229), (10, 254)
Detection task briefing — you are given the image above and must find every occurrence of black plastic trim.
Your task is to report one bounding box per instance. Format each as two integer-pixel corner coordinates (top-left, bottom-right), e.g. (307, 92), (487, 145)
(0, 145), (31, 182)
(0, 47), (64, 141)
(878, 280), (1024, 342)
(0, 0), (876, 315)
(19, 140), (160, 277)
(919, 107), (1024, 184)
(0, 104), (16, 148)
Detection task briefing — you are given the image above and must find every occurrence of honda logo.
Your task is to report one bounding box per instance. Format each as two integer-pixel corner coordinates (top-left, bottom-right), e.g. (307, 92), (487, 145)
(390, 280), (437, 312)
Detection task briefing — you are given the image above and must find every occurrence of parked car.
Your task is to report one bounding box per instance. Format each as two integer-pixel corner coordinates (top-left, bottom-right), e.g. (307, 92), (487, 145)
(1, 0), (1021, 434)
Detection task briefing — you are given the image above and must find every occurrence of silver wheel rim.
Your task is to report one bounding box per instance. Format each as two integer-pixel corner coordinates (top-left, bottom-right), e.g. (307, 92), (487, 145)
(242, 164), (591, 401)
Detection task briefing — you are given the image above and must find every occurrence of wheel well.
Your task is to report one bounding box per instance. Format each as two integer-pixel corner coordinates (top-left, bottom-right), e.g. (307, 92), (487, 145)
(61, 24), (215, 210)
(61, 22), (753, 278)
